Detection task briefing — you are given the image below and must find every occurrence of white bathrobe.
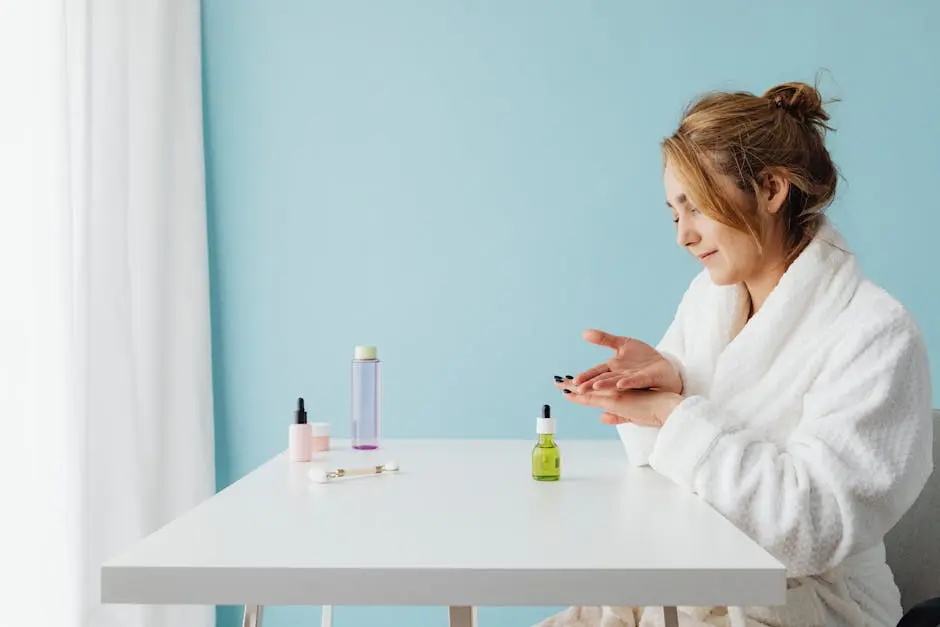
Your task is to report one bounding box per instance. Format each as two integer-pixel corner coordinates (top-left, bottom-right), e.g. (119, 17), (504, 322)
(537, 221), (934, 627)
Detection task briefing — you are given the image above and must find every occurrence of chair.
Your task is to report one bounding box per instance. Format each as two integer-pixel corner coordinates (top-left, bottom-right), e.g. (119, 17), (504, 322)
(887, 409), (940, 626)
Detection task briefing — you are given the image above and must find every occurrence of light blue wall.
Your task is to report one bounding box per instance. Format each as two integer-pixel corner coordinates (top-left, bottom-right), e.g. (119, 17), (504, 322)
(201, 2), (939, 625)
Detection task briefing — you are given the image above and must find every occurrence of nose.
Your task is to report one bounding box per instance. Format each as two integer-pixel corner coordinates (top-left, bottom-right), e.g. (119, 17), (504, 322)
(676, 216), (699, 249)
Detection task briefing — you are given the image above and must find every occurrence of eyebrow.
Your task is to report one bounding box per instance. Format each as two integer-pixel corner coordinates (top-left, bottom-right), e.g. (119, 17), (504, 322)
(665, 193), (688, 209)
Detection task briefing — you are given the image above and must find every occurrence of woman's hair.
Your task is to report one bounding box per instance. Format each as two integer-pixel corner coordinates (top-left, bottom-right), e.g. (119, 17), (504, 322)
(661, 80), (839, 263)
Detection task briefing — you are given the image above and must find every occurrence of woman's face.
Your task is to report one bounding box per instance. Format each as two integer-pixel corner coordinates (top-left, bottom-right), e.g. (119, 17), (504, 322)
(663, 161), (781, 286)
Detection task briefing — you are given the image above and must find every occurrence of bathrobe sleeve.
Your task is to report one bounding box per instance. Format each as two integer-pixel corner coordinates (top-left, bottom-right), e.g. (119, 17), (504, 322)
(616, 272), (709, 466)
(655, 316), (688, 394)
(653, 270), (710, 391)
(647, 311), (934, 578)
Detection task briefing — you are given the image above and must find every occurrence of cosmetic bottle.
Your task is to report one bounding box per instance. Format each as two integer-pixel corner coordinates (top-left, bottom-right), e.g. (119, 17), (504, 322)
(309, 422), (331, 452)
(351, 345), (381, 450)
(289, 397), (312, 462)
(532, 404), (560, 481)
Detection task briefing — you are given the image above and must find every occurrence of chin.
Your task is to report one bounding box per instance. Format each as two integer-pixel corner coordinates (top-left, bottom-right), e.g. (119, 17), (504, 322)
(705, 266), (737, 285)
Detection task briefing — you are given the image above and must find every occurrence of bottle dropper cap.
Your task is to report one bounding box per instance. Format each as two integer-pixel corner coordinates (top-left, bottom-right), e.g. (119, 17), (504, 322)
(294, 397), (308, 424)
(537, 404), (556, 434)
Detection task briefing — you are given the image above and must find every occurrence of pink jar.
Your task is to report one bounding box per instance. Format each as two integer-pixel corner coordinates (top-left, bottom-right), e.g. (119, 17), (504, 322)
(309, 423), (331, 452)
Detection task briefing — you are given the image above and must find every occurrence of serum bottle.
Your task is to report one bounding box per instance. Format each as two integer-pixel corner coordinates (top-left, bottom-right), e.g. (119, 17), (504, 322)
(289, 397), (312, 462)
(351, 345), (381, 450)
(532, 404), (560, 481)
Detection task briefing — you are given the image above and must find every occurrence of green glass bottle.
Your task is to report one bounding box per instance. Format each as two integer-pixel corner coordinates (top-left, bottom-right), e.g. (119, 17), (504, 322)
(532, 404), (560, 481)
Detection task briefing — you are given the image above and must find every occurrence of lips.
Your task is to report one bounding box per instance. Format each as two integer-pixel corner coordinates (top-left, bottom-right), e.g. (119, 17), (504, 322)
(698, 250), (717, 261)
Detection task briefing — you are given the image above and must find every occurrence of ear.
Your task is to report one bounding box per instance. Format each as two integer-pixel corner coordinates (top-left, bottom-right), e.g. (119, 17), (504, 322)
(759, 169), (790, 215)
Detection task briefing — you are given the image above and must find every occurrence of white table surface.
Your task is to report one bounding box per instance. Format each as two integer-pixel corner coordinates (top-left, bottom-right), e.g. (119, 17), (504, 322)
(101, 439), (786, 608)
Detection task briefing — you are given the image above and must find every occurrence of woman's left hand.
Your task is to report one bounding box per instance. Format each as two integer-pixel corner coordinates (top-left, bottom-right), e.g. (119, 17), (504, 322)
(554, 380), (683, 426)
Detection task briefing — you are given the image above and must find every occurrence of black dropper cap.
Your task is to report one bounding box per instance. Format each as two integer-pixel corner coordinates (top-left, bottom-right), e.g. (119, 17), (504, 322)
(294, 397), (307, 424)
(542, 404), (551, 419)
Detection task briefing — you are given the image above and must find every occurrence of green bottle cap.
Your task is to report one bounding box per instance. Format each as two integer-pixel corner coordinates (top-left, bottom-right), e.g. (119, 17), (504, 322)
(354, 345), (377, 360)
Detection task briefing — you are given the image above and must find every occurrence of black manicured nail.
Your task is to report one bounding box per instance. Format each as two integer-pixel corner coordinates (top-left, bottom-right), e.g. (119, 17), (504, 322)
(554, 376), (564, 382)
(565, 375), (573, 380)
(563, 389), (572, 394)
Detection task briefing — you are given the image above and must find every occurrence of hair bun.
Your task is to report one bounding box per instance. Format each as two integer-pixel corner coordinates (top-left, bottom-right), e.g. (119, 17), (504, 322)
(763, 81), (831, 128)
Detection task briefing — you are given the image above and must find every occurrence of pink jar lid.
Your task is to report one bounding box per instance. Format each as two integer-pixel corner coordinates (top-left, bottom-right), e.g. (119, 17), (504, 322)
(309, 422), (330, 437)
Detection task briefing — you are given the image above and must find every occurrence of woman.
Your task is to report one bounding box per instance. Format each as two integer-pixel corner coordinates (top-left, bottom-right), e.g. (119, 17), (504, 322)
(542, 82), (934, 627)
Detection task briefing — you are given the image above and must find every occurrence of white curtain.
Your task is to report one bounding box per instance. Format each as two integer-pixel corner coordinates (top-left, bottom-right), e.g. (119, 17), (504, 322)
(0, 2), (216, 627)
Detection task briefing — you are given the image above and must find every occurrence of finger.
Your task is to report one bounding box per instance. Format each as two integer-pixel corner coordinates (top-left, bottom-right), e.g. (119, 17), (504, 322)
(589, 372), (628, 390)
(573, 363), (609, 386)
(600, 411), (629, 425)
(555, 379), (597, 396)
(615, 372), (656, 390)
(561, 389), (618, 412)
(582, 329), (625, 351)
(578, 371), (624, 393)
(560, 389), (589, 405)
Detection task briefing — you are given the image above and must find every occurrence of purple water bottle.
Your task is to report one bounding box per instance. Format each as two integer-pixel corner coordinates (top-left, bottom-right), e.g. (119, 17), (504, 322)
(351, 345), (381, 450)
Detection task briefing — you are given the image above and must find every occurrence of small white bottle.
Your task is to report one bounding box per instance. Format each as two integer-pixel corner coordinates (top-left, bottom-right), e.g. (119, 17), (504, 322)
(289, 397), (312, 462)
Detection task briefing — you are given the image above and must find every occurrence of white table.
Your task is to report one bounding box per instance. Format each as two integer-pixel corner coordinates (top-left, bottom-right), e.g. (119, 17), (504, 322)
(101, 439), (786, 626)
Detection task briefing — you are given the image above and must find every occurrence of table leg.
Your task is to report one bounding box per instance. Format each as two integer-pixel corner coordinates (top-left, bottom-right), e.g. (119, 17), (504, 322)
(242, 604), (263, 627)
(321, 604), (333, 627)
(448, 605), (476, 627)
(663, 606), (678, 627)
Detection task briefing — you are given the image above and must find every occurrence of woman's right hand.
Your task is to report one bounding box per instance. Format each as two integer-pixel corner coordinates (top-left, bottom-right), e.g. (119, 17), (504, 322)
(572, 329), (683, 395)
